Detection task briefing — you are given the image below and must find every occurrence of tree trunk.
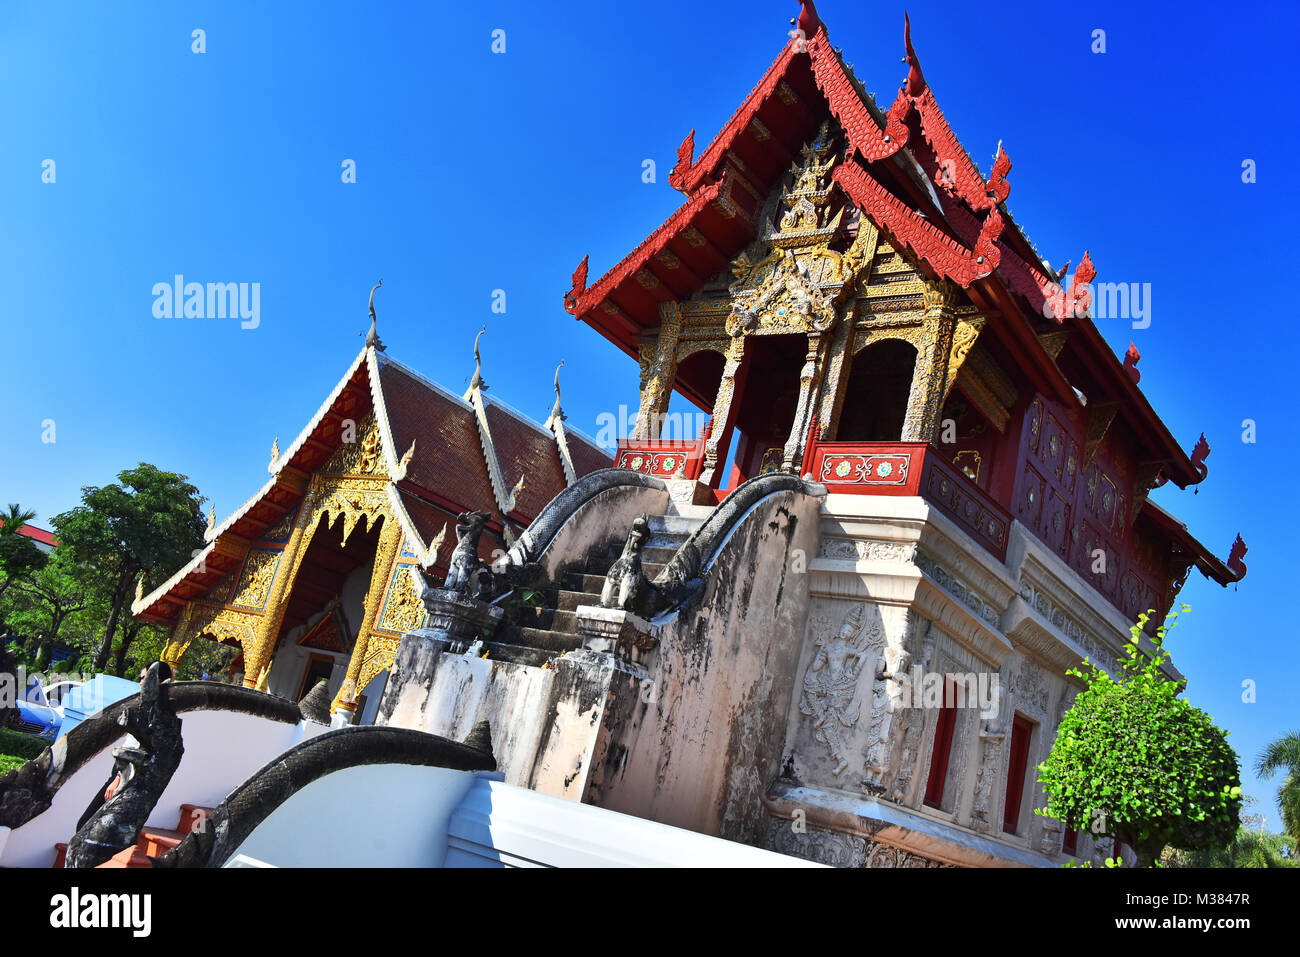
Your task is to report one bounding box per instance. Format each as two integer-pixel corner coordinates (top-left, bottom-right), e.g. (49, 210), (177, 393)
(93, 571), (132, 672)
(112, 625), (139, 678)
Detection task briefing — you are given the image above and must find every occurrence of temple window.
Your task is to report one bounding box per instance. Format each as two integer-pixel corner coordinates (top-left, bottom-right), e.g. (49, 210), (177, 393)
(922, 677), (960, 810)
(1002, 713), (1035, 834)
(837, 339), (917, 442)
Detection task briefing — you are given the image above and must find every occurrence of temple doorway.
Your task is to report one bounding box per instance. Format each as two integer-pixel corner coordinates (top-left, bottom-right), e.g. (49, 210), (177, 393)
(837, 339), (917, 442)
(725, 333), (806, 488)
(263, 512), (385, 705)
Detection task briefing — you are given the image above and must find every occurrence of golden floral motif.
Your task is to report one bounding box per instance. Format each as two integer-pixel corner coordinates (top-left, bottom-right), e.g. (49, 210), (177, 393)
(231, 548), (279, 610)
(379, 565), (427, 635)
(322, 411), (386, 476)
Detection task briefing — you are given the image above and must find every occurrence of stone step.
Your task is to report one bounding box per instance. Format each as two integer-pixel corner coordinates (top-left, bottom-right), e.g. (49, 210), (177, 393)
(566, 573), (610, 596)
(665, 502), (715, 521)
(508, 605), (578, 633)
(492, 624), (584, 654)
(477, 641), (557, 669)
(556, 589), (602, 612)
(648, 514), (706, 535)
(641, 546), (677, 565)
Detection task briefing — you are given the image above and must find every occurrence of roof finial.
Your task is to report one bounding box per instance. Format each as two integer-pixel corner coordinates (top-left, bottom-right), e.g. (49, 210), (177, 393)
(1123, 342), (1141, 384)
(270, 436), (280, 467)
(366, 279), (386, 352)
(205, 504), (216, 540)
(797, 0), (821, 37)
(545, 360), (567, 428)
(903, 12), (927, 97)
(464, 326), (488, 398)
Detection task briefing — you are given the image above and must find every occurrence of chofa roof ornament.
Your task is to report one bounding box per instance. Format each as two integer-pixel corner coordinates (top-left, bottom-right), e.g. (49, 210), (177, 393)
(365, 279), (385, 353)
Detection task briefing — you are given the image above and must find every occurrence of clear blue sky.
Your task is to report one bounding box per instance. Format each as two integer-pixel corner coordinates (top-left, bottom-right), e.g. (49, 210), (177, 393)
(2, 1), (1296, 829)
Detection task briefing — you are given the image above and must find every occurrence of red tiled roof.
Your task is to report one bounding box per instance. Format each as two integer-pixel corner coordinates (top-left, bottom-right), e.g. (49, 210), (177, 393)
(18, 524), (57, 547)
(378, 359), (504, 522)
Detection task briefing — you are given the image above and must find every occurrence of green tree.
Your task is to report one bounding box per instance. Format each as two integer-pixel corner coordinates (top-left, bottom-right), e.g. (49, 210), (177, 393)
(8, 550), (94, 669)
(52, 464), (205, 672)
(1255, 731), (1300, 844)
(1037, 607), (1242, 868)
(0, 503), (49, 609)
(1165, 827), (1296, 868)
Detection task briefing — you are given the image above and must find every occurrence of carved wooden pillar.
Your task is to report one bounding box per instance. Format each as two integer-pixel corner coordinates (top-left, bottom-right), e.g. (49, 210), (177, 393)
(242, 497), (321, 687)
(160, 615), (191, 670)
(633, 302), (682, 440)
(698, 334), (748, 487)
(782, 332), (826, 472)
(333, 517), (402, 713)
(815, 306), (857, 442)
(901, 280), (958, 442)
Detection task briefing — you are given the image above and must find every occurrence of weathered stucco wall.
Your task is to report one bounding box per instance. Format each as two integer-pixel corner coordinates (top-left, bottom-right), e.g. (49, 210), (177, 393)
(542, 487), (823, 845)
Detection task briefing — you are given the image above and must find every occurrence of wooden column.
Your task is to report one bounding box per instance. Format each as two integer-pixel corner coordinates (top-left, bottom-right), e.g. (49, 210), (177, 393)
(633, 302), (682, 440)
(160, 615), (191, 670)
(333, 517), (402, 713)
(815, 307), (858, 442)
(242, 500), (321, 687)
(698, 334), (748, 487)
(901, 280), (958, 442)
(781, 332), (826, 472)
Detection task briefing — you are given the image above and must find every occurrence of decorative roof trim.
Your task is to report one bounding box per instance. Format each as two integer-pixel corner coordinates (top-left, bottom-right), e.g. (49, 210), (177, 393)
(385, 484), (445, 569)
(1142, 500), (1247, 586)
(365, 347), (413, 481)
(669, 41), (798, 195)
(460, 333), (524, 525)
(834, 159), (1002, 288)
(543, 361), (578, 487)
(565, 180), (723, 319)
(270, 345), (370, 477)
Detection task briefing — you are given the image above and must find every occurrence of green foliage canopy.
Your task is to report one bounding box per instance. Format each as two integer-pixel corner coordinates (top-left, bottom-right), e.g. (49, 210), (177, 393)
(1037, 607), (1242, 867)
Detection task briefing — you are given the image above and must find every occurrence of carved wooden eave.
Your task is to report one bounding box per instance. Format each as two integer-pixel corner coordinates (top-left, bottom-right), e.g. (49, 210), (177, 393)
(1081, 401), (1120, 469)
(1140, 501), (1247, 587)
(952, 344), (1017, 433)
(1037, 330), (1068, 360)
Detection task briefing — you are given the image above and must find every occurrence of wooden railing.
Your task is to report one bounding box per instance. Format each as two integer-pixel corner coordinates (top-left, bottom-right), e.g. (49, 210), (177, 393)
(803, 437), (1011, 560)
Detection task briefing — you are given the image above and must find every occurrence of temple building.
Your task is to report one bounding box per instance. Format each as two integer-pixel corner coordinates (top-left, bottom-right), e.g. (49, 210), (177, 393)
(359, 3), (1247, 869)
(131, 323), (608, 725)
(110, 2), (1251, 869)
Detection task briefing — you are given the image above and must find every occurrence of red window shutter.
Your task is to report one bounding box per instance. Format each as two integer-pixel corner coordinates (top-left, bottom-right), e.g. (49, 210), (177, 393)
(923, 682), (959, 808)
(1002, 714), (1033, 833)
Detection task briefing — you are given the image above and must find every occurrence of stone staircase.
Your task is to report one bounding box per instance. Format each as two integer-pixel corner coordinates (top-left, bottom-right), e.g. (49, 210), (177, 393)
(53, 802), (213, 868)
(491, 504), (713, 665)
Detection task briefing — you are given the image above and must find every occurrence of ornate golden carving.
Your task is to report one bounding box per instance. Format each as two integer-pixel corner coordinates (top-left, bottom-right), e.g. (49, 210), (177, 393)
(322, 411), (386, 477)
(675, 338), (728, 363)
(265, 508), (296, 542)
(231, 548), (279, 610)
(634, 303), (683, 439)
(900, 280), (958, 441)
(335, 519), (404, 710)
(943, 315), (986, 401)
(379, 564), (426, 635)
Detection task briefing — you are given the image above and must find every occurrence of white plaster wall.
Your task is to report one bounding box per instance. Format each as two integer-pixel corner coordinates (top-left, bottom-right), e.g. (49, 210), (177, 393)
(228, 763), (480, 867)
(357, 669), (388, 725)
(382, 653), (555, 785)
(0, 711), (327, 869)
